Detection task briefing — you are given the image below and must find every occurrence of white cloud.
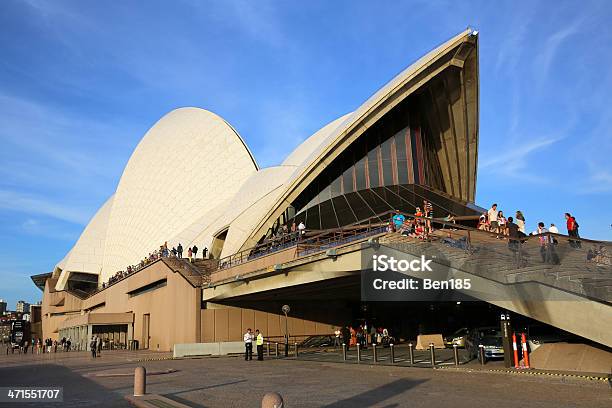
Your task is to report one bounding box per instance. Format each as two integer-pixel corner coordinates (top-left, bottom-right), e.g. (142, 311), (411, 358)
(0, 189), (92, 225)
(479, 136), (561, 182)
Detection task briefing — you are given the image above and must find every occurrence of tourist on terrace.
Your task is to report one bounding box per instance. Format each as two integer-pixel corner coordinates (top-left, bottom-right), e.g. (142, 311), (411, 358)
(392, 210), (405, 231)
(565, 213), (581, 248)
(177, 243), (183, 258)
(187, 247), (193, 262)
(488, 204), (499, 235)
(298, 221), (306, 237)
(498, 211), (507, 235)
(515, 211), (526, 234)
(537, 222), (550, 263)
(171, 247), (177, 257)
(549, 223), (559, 245)
(202, 246), (208, 259)
(193, 245), (198, 260)
(424, 201), (433, 232)
(477, 213), (487, 230)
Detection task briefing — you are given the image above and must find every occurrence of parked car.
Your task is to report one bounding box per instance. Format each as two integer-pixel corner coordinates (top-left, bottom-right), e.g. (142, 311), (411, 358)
(445, 327), (469, 347)
(465, 327), (504, 359)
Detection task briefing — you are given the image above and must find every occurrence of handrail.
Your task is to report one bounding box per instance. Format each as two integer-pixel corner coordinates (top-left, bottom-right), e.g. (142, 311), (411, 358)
(215, 210), (398, 271)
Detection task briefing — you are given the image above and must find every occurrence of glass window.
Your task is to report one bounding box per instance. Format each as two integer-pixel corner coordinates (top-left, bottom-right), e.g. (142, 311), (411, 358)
(319, 199), (338, 230)
(354, 155), (367, 190)
(367, 146), (380, 188)
(332, 196), (357, 226)
(380, 137), (394, 186)
(344, 192), (374, 221)
(395, 128), (409, 185)
(342, 166), (354, 194)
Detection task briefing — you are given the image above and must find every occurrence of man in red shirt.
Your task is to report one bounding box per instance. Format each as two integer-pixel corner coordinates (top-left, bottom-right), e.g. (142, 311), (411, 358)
(565, 213), (581, 248)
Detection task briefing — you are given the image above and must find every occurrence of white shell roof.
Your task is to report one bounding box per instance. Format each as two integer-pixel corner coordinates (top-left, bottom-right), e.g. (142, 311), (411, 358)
(54, 29), (476, 282)
(99, 107), (258, 280)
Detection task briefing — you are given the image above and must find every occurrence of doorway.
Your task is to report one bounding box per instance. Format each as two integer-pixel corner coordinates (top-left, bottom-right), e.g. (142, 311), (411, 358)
(142, 314), (150, 349)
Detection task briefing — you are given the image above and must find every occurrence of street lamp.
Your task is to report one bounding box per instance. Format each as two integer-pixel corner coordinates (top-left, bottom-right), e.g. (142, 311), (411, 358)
(282, 304), (290, 357)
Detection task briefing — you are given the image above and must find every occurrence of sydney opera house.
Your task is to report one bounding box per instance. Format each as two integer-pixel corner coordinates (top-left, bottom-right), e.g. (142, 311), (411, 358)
(31, 29), (612, 355)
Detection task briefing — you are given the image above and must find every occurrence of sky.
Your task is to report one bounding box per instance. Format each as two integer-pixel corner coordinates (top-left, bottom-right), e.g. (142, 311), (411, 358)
(1, 0), (611, 308)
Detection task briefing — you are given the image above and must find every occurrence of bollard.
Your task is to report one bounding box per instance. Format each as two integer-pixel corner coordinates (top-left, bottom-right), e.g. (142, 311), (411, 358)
(453, 344), (459, 366)
(267, 342), (270, 357)
(356, 343), (361, 363)
(512, 333), (519, 368)
(478, 344), (486, 365)
(275, 342), (279, 357)
(294, 342), (298, 358)
(521, 333), (530, 368)
(342, 343), (347, 361)
(429, 343), (436, 367)
(133, 366), (146, 396)
(373, 344), (378, 363)
(261, 392), (284, 408)
(408, 343), (414, 365)
(390, 343), (395, 364)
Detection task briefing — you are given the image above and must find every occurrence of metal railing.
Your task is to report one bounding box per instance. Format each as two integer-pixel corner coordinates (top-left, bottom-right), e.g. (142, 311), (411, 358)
(215, 210), (398, 271)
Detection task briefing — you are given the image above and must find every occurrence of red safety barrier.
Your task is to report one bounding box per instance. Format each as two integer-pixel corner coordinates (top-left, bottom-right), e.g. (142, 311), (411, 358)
(512, 333), (519, 369)
(520, 333), (530, 368)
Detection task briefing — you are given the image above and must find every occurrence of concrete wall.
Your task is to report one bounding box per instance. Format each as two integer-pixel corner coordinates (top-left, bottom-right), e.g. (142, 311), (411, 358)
(41, 277), (83, 341)
(200, 303), (345, 342)
(79, 261), (201, 351)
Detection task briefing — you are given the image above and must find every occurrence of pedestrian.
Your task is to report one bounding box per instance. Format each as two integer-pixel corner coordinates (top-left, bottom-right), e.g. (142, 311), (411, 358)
(516, 211), (526, 234)
(177, 243), (183, 258)
(24, 340), (29, 354)
(341, 326), (351, 350)
(549, 223), (559, 245)
(192, 245), (198, 259)
(298, 221), (306, 238)
(537, 222), (550, 263)
(96, 336), (102, 356)
(244, 329), (253, 361)
(392, 210), (405, 232)
(488, 204), (499, 235)
(423, 201), (433, 232)
(90, 337), (97, 358)
(565, 213), (581, 248)
(334, 328), (341, 348)
(255, 329), (264, 361)
(498, 211), (507, 235)
(202, 247), (208, 259)
(187, 247), (192, 262)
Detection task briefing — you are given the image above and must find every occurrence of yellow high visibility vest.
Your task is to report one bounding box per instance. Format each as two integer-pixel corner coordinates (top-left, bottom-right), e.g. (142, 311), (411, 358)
(256, 333), (264, 345)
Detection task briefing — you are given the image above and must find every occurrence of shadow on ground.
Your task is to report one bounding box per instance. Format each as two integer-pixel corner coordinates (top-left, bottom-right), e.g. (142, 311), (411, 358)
(322, 378), (428, 407)
(0, 364), (130, 407)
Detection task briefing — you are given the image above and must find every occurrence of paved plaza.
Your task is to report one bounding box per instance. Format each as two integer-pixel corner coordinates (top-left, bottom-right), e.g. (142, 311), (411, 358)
(0, 349), (610, 407)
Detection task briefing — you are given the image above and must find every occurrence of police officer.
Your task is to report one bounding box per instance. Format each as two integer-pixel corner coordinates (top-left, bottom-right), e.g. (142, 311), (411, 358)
(256, 329), (264, 361)
(244, 329), (253, 361)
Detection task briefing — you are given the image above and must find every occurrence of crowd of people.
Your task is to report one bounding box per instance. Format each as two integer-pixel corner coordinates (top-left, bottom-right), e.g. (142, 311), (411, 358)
(101, 241), (211, 288)
(390, 200), (437, 240)
(334, 324), (394, 350)
(5, 337), (73, 355)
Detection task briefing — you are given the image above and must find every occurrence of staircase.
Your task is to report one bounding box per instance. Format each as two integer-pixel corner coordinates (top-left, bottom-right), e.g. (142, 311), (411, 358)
(162, 258), (219, 287)
(380, 229), (612, 303)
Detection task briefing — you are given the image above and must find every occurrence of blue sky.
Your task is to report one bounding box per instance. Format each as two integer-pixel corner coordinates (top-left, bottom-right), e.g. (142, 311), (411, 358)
(1, 0), (611, 308)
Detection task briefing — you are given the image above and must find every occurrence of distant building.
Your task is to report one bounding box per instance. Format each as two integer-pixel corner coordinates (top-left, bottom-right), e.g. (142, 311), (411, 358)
(0, 299), (6, 315)
(16, 301), (30, 314)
